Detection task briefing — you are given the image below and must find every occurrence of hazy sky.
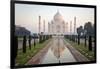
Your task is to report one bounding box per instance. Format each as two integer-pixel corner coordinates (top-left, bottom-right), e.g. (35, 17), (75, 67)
(15, 3), (94, 33)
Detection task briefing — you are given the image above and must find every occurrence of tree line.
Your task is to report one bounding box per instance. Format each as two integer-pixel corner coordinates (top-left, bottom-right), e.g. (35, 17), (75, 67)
(64, 22), (95, 51)
(13, 34), (52, 67)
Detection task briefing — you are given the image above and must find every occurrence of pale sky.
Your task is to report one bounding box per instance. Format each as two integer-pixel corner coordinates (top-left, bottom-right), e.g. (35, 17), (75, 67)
(15, 3), (94, 34)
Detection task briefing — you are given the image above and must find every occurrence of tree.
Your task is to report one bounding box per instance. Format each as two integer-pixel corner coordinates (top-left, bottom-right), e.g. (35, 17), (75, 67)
(28, 35), (31, 50)
(84, 22), (93, 51)
(34, 38), (36, 47)
(84, 22), (93, 36)
(77, 26), (83, 45)
(39, 34), (42, 43)
(23, 36), (27, 53)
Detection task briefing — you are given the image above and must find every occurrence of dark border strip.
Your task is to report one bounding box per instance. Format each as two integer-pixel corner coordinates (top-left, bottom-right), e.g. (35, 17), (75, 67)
(12, 0), (96, 8)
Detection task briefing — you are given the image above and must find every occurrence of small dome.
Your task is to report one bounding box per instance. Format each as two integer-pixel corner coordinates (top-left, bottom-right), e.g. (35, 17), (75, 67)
(54, 11), (64, 21)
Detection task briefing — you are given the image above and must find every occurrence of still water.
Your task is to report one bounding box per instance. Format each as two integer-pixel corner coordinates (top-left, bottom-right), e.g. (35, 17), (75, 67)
(40, 36), (76, 64)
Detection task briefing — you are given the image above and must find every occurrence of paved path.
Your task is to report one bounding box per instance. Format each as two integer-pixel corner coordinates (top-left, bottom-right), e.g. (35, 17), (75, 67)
(26, 36), (89, 65)
(63, 39), (89, 62)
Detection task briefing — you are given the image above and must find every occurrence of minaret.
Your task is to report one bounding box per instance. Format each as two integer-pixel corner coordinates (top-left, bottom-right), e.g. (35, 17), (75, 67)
(51, 21), (53, 34)
(52, 23), (53, 34)
(66, 22), (68, 34)
(43, 20), (45, 33)
(70, 21), (72, 35)
(74, 17), (76, 34)
(38, 16), (41, 34)
(48, 22), (50, 33)
(63, 22), (65, 33)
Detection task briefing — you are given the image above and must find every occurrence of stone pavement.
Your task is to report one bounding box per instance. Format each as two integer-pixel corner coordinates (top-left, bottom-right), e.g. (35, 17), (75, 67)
(63, 39), (90, 62)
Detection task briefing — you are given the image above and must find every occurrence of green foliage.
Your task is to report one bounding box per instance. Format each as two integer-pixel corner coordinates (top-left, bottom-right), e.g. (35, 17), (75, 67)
(23, 36), (26, 53)
(65, 39), (95, 61)
(15, 39), (51, 66)
(77, 26), (83, 35)
(84, 22), (94, 36)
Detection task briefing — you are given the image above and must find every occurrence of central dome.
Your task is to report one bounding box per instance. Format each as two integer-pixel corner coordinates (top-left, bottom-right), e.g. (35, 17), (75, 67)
(54, 11), (64, 21)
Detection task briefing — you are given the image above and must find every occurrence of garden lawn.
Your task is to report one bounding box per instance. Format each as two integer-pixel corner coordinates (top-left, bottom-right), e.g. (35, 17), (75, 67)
(15, 39), (51, 66)
(65, 39), (95, 61)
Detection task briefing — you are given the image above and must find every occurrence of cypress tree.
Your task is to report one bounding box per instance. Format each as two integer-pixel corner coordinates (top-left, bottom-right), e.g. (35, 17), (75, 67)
(84, 35), (87, 47)
(78, 35), (80, 45)
(88, 36), (92, 51)
(23, 36), (26, 53)
(29, 35), (31, 50)
(34, 38), (36, 47)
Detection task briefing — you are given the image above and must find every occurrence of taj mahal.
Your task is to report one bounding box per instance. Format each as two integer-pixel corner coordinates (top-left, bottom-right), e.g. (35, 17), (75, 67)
(48, 11), (68, 36)
(39, 11), (76, 36)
